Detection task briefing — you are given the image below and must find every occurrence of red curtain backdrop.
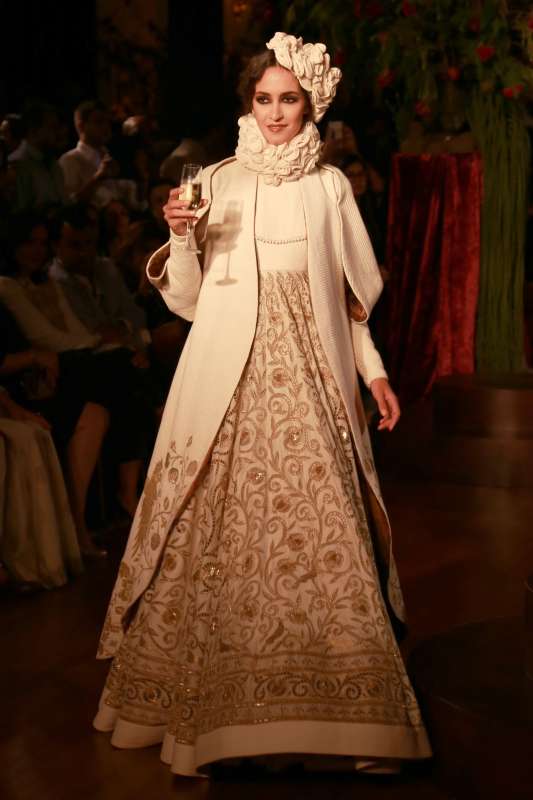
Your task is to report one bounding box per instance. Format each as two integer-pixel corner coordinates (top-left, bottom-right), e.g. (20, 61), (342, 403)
(384, 153), (482, 404)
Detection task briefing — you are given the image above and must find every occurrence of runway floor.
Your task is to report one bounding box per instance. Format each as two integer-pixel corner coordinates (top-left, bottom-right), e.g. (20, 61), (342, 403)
(2, 474), (532, 800)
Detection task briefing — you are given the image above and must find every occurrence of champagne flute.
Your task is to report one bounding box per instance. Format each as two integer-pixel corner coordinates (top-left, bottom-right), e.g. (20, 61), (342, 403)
(180, 163), (203, 253)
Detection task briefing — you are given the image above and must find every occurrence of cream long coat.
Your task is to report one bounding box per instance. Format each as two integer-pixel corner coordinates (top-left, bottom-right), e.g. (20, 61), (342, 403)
(97, 159), (405, 659)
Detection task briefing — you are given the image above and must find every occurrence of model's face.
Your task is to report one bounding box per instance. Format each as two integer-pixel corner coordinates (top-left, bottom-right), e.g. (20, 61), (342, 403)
(253, 66), (308, 145)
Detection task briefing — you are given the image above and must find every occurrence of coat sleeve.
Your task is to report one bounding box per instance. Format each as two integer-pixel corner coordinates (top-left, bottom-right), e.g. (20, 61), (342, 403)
(145, 165), (215, 322)
(145, 224), (206, 322)
(349, 318), (388, 388)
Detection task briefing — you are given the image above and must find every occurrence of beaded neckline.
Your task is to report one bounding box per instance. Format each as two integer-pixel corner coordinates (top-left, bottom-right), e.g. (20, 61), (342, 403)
(255, 234), (307, 244)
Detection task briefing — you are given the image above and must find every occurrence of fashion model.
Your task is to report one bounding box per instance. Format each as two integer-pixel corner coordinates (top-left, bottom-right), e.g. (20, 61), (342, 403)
(93, 32), (431, 776)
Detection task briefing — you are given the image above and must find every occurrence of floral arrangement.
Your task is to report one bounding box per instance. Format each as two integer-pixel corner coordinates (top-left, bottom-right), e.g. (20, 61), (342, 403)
(282, 0), (533, 374)
(283, 0), (533, 134)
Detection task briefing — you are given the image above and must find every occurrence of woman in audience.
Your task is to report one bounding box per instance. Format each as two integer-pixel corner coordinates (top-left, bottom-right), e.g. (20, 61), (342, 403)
(0, 286), (109, 557)
(0, 383), (83, 588)
(0, 213), (152, 533)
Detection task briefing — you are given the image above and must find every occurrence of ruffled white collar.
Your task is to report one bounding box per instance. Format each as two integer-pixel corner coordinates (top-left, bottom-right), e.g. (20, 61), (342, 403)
(235, 114), (321, 186)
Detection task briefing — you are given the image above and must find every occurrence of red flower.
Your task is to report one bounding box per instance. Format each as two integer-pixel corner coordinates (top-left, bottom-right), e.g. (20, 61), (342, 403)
(377, 69), (395, 88)
(447, 66), (460, 81)
(468, 16), (481, 33)
(333, 49), (346, 67)
(402, 0), (417, 16)
(476, 44), (496, 62)
(415, 100), (431, 118)
(502, 84), (524, 99)
(354, 0), (362, 17)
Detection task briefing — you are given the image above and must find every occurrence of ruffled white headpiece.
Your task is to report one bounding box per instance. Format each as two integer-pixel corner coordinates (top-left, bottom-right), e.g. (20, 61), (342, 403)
(266, 32), (342, 123)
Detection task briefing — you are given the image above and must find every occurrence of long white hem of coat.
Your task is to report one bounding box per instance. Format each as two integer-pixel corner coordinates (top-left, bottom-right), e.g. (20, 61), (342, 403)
(93, 703), (432, 778)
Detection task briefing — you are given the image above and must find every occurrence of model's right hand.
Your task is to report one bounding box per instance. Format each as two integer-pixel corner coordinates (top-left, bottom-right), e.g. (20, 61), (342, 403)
(163, 188), (207, 236)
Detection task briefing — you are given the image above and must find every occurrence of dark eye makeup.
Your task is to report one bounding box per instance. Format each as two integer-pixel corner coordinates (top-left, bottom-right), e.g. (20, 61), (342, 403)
(254, 93), (301, 104)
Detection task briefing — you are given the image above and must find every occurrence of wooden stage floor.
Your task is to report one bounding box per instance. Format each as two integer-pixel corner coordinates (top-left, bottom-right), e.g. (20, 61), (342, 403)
(2, 474), (532, 800)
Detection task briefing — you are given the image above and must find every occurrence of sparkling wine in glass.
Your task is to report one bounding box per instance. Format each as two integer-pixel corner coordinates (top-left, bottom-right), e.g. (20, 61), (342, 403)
(180, 163), (203, 253)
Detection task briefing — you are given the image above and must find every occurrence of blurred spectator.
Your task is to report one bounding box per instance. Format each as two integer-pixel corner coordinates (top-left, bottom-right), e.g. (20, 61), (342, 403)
(0, 289), (109, 560)
(8, 102), (66, 212)
(0, 386), (83, 589)
(115, 218), (164, 294)
(135, 222), (191, 397)
(0, 138), (16, 240)
(111, 133), (151, 210)
(59, 100), (123, 209)
(322, 120), (358, 167)
(145, 179), (173, 233)
(0, 213), (154, 520)
(342, 155), (388, 268)
(0, 113), (25, 155)
(48, 205), (149, 353)
(98, 198), (144, 267)
(159, 136), (208, 184)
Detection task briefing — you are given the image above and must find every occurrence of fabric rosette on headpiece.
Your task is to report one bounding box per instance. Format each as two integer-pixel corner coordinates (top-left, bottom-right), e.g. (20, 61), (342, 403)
(266, 32), (342, 122)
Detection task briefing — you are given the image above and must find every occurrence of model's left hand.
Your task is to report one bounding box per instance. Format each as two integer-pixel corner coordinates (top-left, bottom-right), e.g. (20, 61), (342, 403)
(370, 378), (401, 432)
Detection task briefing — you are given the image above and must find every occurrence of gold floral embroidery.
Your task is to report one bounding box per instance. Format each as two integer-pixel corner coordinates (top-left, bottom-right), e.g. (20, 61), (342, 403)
(99, 270), (421, 748)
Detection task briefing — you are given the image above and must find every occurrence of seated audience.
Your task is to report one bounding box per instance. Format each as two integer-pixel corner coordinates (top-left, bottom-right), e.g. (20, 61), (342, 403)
(8, 102), (66, 213)
(0, 113), (25, 155)
(134, 222), (191, 397)
(145, 179), (173, 234)
(98, 198), (143, 267)
(0, 138), (16, 239)
(59, 100), (137, 210)
(343, 155), (387, 267)
(48, 205), (148, 353)
(112, 132), (152, 210)
(0, 385), (83, 589)
(0, 269), (110, 558)
(0, 213), (154, 524)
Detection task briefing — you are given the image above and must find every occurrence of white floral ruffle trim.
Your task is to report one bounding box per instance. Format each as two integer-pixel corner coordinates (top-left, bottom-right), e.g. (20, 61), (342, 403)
(235, 114), (321, 186)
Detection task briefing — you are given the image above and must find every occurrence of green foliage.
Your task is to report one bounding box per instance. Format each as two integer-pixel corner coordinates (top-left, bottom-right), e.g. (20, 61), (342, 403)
(281, 0), (533, 374)
(282, 0), (533, 132)
(468, 92), (530, 371)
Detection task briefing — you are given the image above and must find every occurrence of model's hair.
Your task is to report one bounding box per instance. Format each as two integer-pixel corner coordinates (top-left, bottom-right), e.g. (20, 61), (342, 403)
(75, 100), (108, 126)
(238, 49), (312, 117)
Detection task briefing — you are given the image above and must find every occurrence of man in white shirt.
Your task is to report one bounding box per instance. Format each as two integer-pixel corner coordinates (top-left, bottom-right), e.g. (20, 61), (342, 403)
(8, 103), (66, 212)
(59, 100), (123, 209)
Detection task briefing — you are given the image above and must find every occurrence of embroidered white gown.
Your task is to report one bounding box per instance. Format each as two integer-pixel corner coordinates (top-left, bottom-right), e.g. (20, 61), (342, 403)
(93, 177), (431, 774)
